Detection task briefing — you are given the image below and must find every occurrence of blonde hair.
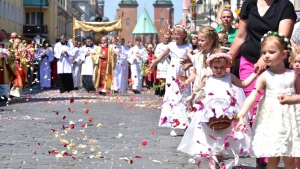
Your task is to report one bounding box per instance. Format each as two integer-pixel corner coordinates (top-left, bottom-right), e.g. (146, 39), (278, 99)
(173, 26), (188, 44)
(198, 26), (220, 67)
(290, 46), (300, 66)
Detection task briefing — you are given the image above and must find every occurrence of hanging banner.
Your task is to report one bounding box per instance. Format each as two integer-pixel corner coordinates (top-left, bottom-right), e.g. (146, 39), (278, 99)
(191, 0), (196, 20)
(73, 18), (122, 32)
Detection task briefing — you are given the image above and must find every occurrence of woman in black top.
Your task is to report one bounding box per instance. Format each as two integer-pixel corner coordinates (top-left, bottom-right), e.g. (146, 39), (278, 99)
(229, 0), (296, 168)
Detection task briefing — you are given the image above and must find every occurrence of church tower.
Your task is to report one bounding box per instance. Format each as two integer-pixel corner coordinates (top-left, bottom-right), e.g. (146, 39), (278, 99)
(117, 0), (138, 45)
(153, 0), (174, 43)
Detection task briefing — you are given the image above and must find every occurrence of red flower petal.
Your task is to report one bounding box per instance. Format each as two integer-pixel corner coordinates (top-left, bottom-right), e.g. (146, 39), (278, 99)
(167, 83), (171, 87)
(62, 116), (66, 120)
(135, 155), (142, 158)
(33, 150), (36, 154)
(141, 140), (148, 146)
(70, 124), (75, 129)
(88, 118), (93, 123)
(68, 108), (71, 112)
(151, 130), (155, 135)
(56, 112), (59, 115)
(81, 124), (86, 128)
(63, 152), (68, 156)
(209, 135), (217, 140)
(70, 98), (74, 104)
(72, 156), (76, 160)
(84, 101), (89, 105)
(85, 109), (89, 114)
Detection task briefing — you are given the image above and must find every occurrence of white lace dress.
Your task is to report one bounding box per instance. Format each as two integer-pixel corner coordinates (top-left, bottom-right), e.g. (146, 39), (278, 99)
(251, 70), (300, 157)
(158, 42), (192, 129)
(177, 73), (252, 157)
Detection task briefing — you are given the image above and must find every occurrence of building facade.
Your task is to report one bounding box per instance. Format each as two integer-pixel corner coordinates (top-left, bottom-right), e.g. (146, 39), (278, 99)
(0, 0), (23, 37)
(23, 0), (74, 45)
(153, 0), (174, 43)
(116, 0), (138, 45)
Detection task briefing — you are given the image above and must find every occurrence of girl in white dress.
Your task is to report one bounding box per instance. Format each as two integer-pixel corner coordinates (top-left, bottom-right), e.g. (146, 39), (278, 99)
(236, 33), (300, 169)
(178, 49), (259, 168)
(184, 27), (219, 110)
(149, 25), (192, 136)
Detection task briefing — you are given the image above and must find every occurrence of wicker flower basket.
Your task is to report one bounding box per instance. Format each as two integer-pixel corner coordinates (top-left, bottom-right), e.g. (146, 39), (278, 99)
(206, 115), (233, 130)
(177, 75), (188, 82)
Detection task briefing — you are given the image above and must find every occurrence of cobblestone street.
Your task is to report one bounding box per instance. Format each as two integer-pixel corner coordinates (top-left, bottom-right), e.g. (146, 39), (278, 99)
(0, 87), (283, 169)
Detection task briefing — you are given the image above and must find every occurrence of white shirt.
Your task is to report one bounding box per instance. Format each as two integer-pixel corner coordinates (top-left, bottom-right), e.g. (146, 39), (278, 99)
(127, 45), (148, 65)
(79, 45), (96, 75)
(155, 42), (170, 78)
(54, 41), (74, 74)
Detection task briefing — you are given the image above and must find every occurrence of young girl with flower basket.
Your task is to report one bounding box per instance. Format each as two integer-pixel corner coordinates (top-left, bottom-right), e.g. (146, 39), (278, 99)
(236, 32), (300, 169)
(149, 25), (192, 136)
(177, 48), (260, 168)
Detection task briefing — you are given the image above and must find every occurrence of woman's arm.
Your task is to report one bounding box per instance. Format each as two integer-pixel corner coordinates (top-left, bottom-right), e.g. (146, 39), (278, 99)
(149, 47), (170, 69)
(229, 19), (248, 60)
(278, 19), (295, 39)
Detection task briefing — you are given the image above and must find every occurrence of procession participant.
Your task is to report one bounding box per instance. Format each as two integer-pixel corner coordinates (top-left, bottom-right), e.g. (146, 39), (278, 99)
(0, 30), (15, 101)
(10, 38), (29, 97)
(112, 37), (128, 93)
(92, 36), (116, 95)
(148, 25), (192, 136)
(146, 44), (156, 89)
(127, 37), (148, 94)
(72, 41), (82, 90)
(36, 40), (54, 89)
(79, 36), (96, 92)
(154, 33), (171, 97)
(9, 32), (18, 43)
(54, 33), (74, 93)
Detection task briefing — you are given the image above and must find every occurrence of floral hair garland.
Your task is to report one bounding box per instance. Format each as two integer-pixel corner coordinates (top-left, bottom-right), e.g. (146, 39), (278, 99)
(170, 24), (188, 34)
(206, 53), (232, 66)
(261, 31), (291, 52)
(191, 34), (198, 38)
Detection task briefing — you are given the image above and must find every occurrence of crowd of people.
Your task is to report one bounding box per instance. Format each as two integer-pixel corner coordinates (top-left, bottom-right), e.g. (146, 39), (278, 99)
(1, 0), (300, 168)
(0, 31), (171, 101)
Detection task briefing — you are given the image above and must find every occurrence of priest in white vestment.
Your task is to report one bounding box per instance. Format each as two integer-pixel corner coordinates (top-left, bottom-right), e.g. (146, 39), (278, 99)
(72, 41), (82, 90)
(36, 40), (54, 89)
(54, 34), (74, 93)
(112, 38), (128, 93)
(127, 37), (148, 94)
(78, 36), (96, 92)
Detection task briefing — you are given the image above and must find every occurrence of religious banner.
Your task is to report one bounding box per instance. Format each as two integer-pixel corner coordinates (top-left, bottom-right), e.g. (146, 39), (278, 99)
(191, 0), (197, 20)
(73, 18), (122, 32)
(72, 17), (123, 40)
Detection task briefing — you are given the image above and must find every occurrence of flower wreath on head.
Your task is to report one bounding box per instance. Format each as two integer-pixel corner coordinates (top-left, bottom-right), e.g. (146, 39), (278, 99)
(206, 53), (232, 66)
(261, 31), (291, 52)
(191, 34), (198, 38)
(170, 24), (188, 35)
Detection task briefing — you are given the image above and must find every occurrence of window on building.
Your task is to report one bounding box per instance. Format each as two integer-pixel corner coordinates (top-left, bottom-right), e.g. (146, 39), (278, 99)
(126, 18), (130, 25)
(11, 5), (13, 20)
(7, 3), (9, 19)
(0, 0), (2, 17)
(160, 18), (165, 26)
(3, 1), (5, 18)
(25, 12), (43, 25)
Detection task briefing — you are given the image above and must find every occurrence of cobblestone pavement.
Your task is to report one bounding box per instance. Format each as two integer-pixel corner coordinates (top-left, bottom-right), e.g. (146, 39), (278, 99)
(0, 87), (284, 169)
